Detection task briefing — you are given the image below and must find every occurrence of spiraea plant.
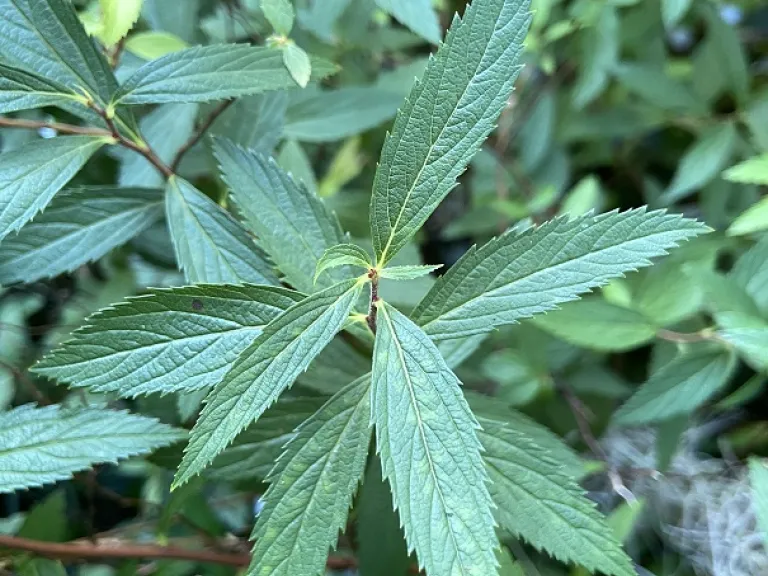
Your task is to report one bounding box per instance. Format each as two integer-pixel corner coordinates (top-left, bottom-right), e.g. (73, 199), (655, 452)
(0, 0), (720, 575)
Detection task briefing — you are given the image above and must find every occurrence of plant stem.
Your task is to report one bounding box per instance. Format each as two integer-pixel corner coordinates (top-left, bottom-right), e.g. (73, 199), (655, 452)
(0, 117), (110, 137)
(366, 269), (379, 334)
(171, 99), (234, 171)
(656, 328), (716, 343)
(0, 534), (359, 570)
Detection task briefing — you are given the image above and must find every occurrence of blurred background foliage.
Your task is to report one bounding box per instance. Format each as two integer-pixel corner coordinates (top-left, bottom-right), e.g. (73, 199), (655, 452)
(2, 0), (768, 575)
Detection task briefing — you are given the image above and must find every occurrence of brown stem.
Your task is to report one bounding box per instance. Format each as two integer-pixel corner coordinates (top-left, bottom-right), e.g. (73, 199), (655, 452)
(559, 381), (636, 504)
(108, 38), (126, 69)
(93, 106), (174, 179)
(0, 535), (359, 570)
(657, 328), (715, 343)
(171, 99), (234, 172)
(0, 117), (110, 137)
(366, 270), (379, 334)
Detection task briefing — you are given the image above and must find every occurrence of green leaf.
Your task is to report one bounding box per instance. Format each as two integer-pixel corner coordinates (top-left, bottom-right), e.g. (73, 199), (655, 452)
(211, 93), (288, 153)
(284, 87), (402, 143)
(700, 2), (749, 105)
(727, 197), (768, 237)
(262, 0), (294, 35)
(0, 187), (162, 285)
(281, 42), (311, 88)
(372, 300), (497, 576)
(0, 0), (118, 105)
(723, 154), (768, 186)
(532, 298), (656, 352)
(479, 418), (634, 576)
(175, 278), (364, 488)
(278, 139), (318, 194)
(0, 63), (83, 114)
(614, 63), (702, 112)
(142, 0), (200, 43)
(248, 375), (371, 576)
(0, 403), (184, 493)
(18, 490), (67, 542)
(34, 284), (302, 397)
(379, 264), (442, 281)
(572, 5), (618, 108)
(374, 0), (441, 44)
(209, 396), (326, 481)
(0, 135), (106, 242)
(748, 457), (768, 549)
(661, 0), (692, 29)
(357, 456), (410, 576)
(98, 0), (143, 47)
(731, 235), (768, 316)
(413, 208), (707, 341)
(213, 137), (346, 293)
(164, 176), (279, 285)
(112, 44), (336, 105)
(662, 122), (737, 205)
(716, 312), (768, 372)
(370, 0), (531, 266)
(615, 347), (736, 425)
(315, 243), (372, 283)
(124, 31), (189, 60)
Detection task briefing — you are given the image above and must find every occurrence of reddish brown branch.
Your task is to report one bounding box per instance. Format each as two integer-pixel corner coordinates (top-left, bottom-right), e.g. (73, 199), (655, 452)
(171, 99), (234, 171)
(0, 117), (109, 137)
(366, 269), (379, 334)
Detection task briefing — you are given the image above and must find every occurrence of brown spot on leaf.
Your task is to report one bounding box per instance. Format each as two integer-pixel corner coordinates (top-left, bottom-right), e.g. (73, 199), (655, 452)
(191, 299), (204, 311)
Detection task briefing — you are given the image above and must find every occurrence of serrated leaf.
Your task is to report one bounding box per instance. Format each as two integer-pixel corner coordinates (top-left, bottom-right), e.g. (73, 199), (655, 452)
(379, 264), (442, 281)
(615, 347), (736, 425)
(281, 42), (311, 88)
(213, 137), (346, 293)
(124, 31), (189, 60)
(532, 298), (656, 352)
(209, 396), (326, 481)
(98, 0), (143, 47)
(0, 135), (106, 242)
(0, 187), (162, 284)
(374, 0), (441, 44)
(0, 0), (118, 105)
(35, 284), (302, 397)
(175, 278), (364, 488)
(164, 176), (279, 285)
(315, 244), (372, 283)
(370, 0), (531, 266)
(748, 457), (768, 548)
(661, 122), (737, 204)
(262, 0), (294, 36)
(412, 208), (707, 341)
(248, 375), (371, 576)
(723, 154), (768, 186)
(372, 300), (497, 576)
(0, 63), (82, 114)
(112, 44), (336, 105)
(479, 418), (634, 576)
(284, 87), (402, 143)
(0, 403), (184, 493)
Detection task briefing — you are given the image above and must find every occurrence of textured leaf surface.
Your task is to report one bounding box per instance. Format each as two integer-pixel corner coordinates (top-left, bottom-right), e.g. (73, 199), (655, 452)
(315, 244), (371, 283)
(209, 396), (326, 481)
(379, 264), (442, 281)
(175, 278), (364, 487)
(0, 63), (81, 114)
(615, 347), (736, 425)
(412, 209), (708, 341)
(370, 0), (531, 265)
(248, 376), (371, 576)
(372, 300), (497, 576)
(0, 404), (184, 493)
(374, 0), (441, 44)
(479, 418), (633, 576)
(282, 43), (310, 88)
(35, 284), (302, 397)
(0, 135), (106, 242)
(165, 176), (278, 285)
(284, 87), (402, 142)
(98, 0), (143, 46)
(0, 187), (162, 285)
(113, 44), (335, 105)
(214, 138), (346, 292)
